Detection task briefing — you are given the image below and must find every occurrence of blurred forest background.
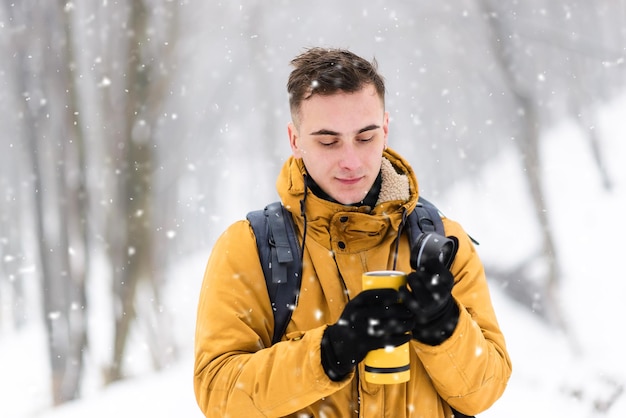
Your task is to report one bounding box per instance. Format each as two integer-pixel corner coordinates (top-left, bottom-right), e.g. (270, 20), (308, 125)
(0, 0), (624, 411)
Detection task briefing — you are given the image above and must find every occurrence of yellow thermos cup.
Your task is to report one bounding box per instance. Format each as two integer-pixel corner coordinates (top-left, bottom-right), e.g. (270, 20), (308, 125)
(362, 270), (410, 384)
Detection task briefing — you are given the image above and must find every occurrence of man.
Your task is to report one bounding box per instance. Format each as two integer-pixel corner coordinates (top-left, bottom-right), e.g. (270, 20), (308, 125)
(194, 47), (511, 417)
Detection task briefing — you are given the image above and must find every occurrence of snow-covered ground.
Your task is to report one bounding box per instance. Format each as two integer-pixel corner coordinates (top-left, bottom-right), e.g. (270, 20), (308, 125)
(2, 94), (625, 417)
(449, 94), (626, 417)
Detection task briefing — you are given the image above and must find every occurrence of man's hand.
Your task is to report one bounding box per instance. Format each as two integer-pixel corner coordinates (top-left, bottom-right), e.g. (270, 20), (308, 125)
(321, 289), (415, 381)
(399, 258), (459, 345)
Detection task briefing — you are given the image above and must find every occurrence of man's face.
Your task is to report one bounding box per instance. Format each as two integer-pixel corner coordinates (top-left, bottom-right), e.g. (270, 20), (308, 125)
(288, 84), (389, 205)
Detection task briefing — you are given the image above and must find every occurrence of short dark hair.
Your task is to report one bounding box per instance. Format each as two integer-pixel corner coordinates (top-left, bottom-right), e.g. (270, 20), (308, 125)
(287, 47), (386, 124)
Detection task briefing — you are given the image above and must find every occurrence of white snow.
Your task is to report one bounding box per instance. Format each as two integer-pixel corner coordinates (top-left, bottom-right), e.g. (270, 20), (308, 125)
(2, 94), (625, 417)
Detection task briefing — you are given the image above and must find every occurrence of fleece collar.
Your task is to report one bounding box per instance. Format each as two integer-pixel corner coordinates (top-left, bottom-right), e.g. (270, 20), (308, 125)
(276, 147), (419, 218)
(376, 156), (410, 206)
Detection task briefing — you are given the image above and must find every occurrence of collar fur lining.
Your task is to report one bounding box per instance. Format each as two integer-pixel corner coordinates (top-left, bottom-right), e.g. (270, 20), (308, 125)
(376, 157), (410, 205)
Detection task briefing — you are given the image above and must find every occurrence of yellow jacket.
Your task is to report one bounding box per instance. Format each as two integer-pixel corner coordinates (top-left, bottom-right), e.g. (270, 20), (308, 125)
(194, 148), (511, 417)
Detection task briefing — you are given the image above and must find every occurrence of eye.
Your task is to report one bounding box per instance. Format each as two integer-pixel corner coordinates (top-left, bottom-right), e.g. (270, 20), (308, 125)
(357, 136), (374, 143)
(320, 140), (338, 147)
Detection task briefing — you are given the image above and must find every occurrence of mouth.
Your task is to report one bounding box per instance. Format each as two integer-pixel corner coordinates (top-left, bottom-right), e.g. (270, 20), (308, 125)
(336, 177), (363, 186)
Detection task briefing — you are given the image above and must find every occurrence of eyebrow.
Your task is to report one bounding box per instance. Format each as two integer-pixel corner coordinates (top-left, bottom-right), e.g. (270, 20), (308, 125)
(309, 124), (381, 136)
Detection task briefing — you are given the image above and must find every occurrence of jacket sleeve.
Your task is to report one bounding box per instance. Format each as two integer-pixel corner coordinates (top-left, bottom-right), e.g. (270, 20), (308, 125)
(193, 220), (348, 417)
(412, 218), (512, 415)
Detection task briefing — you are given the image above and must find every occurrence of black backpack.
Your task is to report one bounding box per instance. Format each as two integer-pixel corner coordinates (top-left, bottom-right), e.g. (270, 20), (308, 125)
(246, 198), (475, 418)
(246, 196), (444, 346)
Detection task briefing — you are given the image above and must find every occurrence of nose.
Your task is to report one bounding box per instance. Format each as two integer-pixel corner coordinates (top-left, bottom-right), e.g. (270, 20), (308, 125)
(338, 143), (360, 171)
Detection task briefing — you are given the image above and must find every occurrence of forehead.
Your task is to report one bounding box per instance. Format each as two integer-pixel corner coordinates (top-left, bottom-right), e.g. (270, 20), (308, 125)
(298, 85), (384, 129)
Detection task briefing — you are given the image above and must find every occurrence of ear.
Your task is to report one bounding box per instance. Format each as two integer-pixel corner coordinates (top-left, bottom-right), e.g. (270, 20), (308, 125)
(288, 122), (302, 158)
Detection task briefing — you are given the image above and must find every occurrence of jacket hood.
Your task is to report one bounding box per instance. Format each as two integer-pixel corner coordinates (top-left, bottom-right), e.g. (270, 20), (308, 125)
(276, 147), (420, 219)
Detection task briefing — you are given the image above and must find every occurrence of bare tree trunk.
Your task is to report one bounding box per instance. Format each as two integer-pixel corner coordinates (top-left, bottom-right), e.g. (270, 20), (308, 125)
(477, 1), (572, 340)
(567, 5), (613, 191)
(570, 100), (613, 190)
(246, 4), (283, 199)
(103, 0), (177, 383)
(103, 0), (151, 383)
(56, 0), (91, 401)
(514, 94), (561, 302)
(0, 168), (27, 330)
(3, 0), (91, 404)
(24, 80), (84, 406)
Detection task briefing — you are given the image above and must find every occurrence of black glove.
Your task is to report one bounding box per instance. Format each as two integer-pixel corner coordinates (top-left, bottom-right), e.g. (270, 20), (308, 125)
(321, 288), (415, 381)
(399, 255), (459, 346)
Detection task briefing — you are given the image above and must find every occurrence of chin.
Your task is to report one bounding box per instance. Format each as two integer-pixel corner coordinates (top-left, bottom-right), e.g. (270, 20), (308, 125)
(337, 195), (365, 205)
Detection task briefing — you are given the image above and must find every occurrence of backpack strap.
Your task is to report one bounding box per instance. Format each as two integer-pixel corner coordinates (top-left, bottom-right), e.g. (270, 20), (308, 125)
(247, 201), (302, 345)
(407, 196), (445, 242)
